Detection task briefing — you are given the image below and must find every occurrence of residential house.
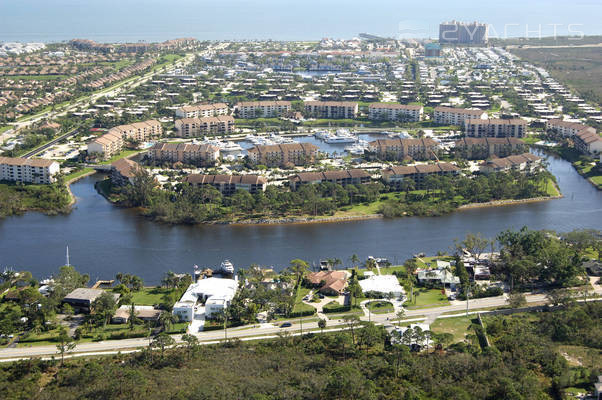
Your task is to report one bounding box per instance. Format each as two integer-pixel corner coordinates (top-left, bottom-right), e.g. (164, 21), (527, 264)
(111, 158), (142, 186)
(480, 153), (542, 174)
(306, 271), (349, 295)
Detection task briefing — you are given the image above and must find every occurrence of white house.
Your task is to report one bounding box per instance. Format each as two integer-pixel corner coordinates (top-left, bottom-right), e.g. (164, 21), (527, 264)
(359, 275), (404, 297)
(172, 276), (238, 321)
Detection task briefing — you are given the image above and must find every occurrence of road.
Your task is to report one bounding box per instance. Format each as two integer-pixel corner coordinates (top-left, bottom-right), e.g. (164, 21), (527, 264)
(3, 289), (599, 362)
(21, 128), (79, 158)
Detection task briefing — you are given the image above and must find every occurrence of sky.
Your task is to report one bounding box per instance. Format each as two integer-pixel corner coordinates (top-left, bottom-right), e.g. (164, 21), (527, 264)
(0, 0), (601, 42)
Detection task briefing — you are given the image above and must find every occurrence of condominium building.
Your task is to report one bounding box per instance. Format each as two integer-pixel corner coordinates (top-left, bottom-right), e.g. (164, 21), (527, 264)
(183, 174), (267, 195)
(465, 118), (527, 138)
(454, 137), (525, 160)
(368, 103), (423, 122)
(87, 120), (163, 159)
(368, 137), (439, 161)
(247, 143), (319, 167)
(111, 158), (142, 186)
(439, 21), (488, 45)
(234, 101), (291, 118)
(304, 101), (359, 119)
(573, 130), (602, 155)
(175, 103), (228, 118)
(0, 156), (60, 184)
(289, 169), (371, 191)
(545, 119), (596, 138)
(174, 115), (235, 137)
(382, 162), (460, 189)
(149, 142), (220, 166)
(480, 153), (542, 174)
(433, 106), (487, 126)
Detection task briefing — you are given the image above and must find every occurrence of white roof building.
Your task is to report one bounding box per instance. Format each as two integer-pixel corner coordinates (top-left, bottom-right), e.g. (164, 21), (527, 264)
(359, 275), (404, 297)
(173, 277), (238, 321)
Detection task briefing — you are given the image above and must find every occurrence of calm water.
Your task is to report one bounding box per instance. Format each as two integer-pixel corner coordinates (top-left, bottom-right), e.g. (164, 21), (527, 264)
(1, 0), (601, 42)
(0, 152), (601, 284)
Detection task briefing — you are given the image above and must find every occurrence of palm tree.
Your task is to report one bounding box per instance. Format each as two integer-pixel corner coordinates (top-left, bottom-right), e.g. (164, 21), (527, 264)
(350, 254), (360, 269)
(158, 311), (178, 332)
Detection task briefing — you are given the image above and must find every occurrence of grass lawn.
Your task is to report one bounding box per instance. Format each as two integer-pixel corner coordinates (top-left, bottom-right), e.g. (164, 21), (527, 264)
(0, 125), (12, 133)
(335, 192), (399, 217)
(406, 288), (450, 310)
(7, 74), (67, 81)
(165, 322), (189, 334)
(430, 316), (476, 343)
(292, 286), (316, 314)
(64, 167), (94, 183)
(98, 149), (141, 164)
(366, 300), (394, 314)
(542, 176), (561, 197)
(130, 287), (173, 306)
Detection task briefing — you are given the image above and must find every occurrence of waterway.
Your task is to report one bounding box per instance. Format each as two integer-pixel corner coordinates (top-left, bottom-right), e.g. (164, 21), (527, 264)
(0, 152), (600, 284)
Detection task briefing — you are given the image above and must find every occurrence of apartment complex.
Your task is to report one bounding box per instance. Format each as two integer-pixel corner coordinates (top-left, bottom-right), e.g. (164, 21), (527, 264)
(111, 158), (142, 186)
(368, 137), (439, 161)
(368, 103), (423, 122)
(174, 116), (235, 137)
(545, 119), (596, 138)
(454, 137), (525, 160)
(433, 106), (487, 126)
(149, 142), (220, 166)
(573, 130), (602, 155)
(304, 101), (359, 119)
(0, 156), (60, 184)
(183, 174), (267, 195)
(234, 101), (291, 118)
(465, 118), (527, 138)
(480, 153), (542, 174)
(175, 103), (228, 118)
(87, 120), (163, 159)
(439, 21), (488, 45)
(247, 143), (319, 167)
(289, 169), (371, 191)
(382, 163), (460, 189)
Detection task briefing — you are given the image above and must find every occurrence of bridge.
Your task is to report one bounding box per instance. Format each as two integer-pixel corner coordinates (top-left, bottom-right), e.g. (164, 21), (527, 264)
(84, 164), (113, 172)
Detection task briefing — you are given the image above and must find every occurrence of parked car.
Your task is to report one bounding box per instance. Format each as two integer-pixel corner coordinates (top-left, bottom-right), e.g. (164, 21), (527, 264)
(280, 322), (292, 328)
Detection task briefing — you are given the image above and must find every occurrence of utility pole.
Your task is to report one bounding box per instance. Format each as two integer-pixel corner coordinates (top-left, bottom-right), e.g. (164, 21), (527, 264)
(466, 288), (470, 317)
(299, 315), (303, 336)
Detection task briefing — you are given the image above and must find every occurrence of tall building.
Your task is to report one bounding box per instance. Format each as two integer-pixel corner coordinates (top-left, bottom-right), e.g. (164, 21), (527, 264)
(174, 116), (235, 137)
(304, 101), (358, 119)
(368, 103), (423, 122)
(367, 138), (439, 161)
(149, 142), (220, 166)
(235, 101), (291, 119)
(424, 43), (441, 58)
(433, 106), (487, 126)
(87, 120), (162, 159)
(175, 103), (228, 119)
(0, 156), (60, 184)
(247, 143), (319, 167)
(465, 119), (527, 138)
(439, 21), (488, 45)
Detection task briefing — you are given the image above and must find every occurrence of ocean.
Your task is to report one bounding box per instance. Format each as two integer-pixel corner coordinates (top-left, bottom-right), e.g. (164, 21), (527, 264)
(1, 0), (601, 43)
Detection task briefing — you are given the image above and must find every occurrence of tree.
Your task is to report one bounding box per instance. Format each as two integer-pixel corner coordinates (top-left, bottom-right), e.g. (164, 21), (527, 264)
(151, 332), (175, 359)
(318, 318), (327, 334)
(158, 311), (178, 332)
(350, 254), (360, 269)
(455, 233), (490, 261)
(128, 303), (138, 331)
(396, 309), (406, 326)
(181, 333), (199, 360)
(342, 315), (360, 345)
(56, 328), (76, 366)
(288, 259), (309, 286)
(508, 292), (527, 309)
(91, 292), (117, 327)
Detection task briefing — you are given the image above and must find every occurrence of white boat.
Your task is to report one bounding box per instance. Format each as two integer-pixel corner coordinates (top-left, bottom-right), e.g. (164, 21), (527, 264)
(314, 130), (331, 139)
(218, 260), (235, 274)
(325, 129), (357, 143)
(220, 141), (243, 152)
